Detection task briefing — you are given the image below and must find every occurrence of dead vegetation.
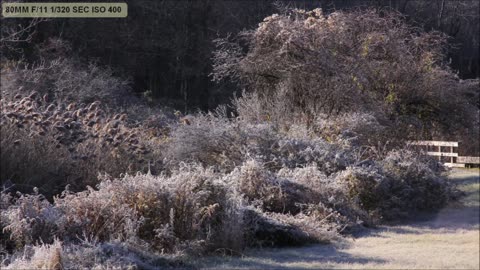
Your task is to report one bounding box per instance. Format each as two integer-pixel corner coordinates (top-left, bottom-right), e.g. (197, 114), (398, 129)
(0, 7), (477, 270)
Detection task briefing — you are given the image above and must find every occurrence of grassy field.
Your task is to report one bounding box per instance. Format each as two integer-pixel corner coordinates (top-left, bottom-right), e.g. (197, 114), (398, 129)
(195, 168), (480, 269)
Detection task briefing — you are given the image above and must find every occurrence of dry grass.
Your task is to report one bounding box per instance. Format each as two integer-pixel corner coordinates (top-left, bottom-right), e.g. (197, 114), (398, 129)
(193, 168), (480, 269)
(0, 93), (166, 196)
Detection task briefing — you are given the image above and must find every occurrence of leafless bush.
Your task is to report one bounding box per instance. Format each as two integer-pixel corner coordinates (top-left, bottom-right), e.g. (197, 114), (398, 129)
(233, 91), (412, 160)
(1, 38), (132, 105)
(165, 113), (278, 172)
(232, 90), (303, 129)
(0, 17), (46, 54)
(214, 7), (476, 138)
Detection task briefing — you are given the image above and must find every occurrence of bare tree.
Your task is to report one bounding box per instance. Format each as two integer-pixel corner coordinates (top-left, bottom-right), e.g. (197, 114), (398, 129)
(1, 18), (46, 53)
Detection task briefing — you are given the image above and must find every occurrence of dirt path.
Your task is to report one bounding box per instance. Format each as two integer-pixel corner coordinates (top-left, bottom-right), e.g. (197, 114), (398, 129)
(197, 168), (480, 269)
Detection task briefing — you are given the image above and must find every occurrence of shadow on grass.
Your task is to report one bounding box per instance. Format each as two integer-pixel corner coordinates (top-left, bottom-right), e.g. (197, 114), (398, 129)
(195, 244), (386, 269)
(452, 176), (479, 186)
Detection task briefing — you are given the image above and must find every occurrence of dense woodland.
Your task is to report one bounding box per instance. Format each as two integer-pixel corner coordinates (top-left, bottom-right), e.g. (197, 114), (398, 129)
(2, 0), (479, 110)
(0, 1), (479, 269)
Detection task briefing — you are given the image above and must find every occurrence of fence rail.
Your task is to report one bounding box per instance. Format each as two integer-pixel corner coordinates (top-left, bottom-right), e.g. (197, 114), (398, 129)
(409, 140), (458, 147)
(457, 156), (480, 164)
(409, 140), (479, 168)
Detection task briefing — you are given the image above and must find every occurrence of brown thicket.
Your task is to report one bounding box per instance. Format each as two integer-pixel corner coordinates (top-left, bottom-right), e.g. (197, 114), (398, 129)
(0, 5), (476, 269)
(213, 8), (478, 142)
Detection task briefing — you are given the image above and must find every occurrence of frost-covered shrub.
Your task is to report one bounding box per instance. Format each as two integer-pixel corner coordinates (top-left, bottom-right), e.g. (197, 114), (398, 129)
(314, 113), (388, 146)
(56, 166), (244, 253)
(277, 165), (371, 229)
(225, 160), (309, 214)
(1, 240), (186, 270)
(2, 165), (245, 255)
(267, 137), (352, 174)
(166, 114), (353, 174)
(333, 149), (455, 221)
(165, 114), (456, 226)
(380, 150), (455, 216)
(1, 149), (457, 266)
(1, 190), (61, 248)
(335, 166), (390, 222)
(233, 92), (402, 159)
(233, 92), (393, 149)
(54, 185), (141, 245)
(2, 239), (64, 270)
(225, 160), (369, 237)
(232, 90), (305, 128)
(1, 109), (458, 266)
(277, 165), (330, 194)
(165, 114), (262, 171)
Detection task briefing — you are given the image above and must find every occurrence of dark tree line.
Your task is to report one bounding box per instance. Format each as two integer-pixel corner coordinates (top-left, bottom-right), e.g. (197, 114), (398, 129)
(2, 0), (479, 111)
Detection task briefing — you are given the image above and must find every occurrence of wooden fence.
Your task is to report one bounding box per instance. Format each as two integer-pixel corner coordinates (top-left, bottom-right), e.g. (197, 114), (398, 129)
(409, 140), (480, 168)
